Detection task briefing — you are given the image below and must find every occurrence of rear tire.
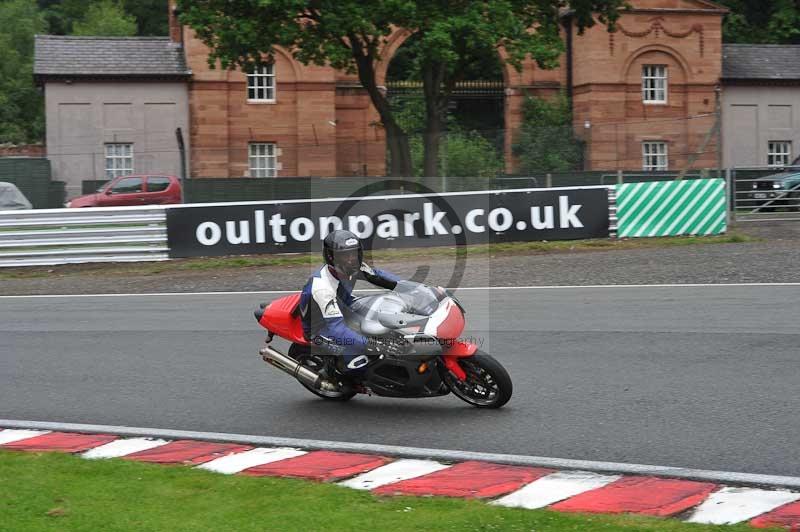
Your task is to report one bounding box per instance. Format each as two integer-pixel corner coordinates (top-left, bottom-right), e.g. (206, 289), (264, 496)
(288, 344), (356, 402)
(441, 351), (512, 408)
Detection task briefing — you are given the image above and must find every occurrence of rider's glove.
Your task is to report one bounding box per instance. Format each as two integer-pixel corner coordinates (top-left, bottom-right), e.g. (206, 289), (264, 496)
(359, 262), (376, 276)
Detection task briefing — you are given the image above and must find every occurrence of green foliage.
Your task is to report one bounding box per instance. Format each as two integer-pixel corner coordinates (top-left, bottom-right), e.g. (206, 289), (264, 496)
(439, 131), (504, 180)
(718, 0), (800, 44)
(391, 95), (426, 135)
(178, 0), (406, 72)
(512, 93), (584, 174)
(178, 0), (625, 177)
(121, 0), (169, 36)
(401, 0), (624, 176)
(394, 95), (503, 180)
(72, 0), (137, 37)
(0, 0), (45, 144)
(38, 0), (166, 36)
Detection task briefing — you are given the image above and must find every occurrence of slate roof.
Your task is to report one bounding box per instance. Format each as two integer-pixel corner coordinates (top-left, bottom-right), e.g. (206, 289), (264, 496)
(34, 35), (190, 79)
(722, 44), (800, 81)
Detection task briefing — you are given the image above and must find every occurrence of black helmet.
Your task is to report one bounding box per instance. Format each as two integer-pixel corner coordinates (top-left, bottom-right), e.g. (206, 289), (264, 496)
(323, 229), (363, 279)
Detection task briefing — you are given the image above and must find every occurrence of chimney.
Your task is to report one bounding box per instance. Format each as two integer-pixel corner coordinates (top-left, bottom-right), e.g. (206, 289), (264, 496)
(168, 0), (182, 43)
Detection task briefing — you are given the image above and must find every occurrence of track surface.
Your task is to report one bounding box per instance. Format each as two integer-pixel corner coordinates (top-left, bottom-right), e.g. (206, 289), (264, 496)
(1, 285), (798, 476)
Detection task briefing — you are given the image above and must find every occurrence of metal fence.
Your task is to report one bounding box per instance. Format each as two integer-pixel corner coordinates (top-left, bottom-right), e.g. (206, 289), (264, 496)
(0, 206), (168, 268)
(730, 166), (800, 222)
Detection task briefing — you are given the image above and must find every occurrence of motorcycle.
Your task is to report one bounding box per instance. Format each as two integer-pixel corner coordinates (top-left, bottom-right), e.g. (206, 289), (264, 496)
(254, 280), (512, 408)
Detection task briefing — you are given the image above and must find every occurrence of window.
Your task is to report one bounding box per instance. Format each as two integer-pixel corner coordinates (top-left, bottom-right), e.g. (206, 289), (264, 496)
(110, 176), (143, 194)
(249, 143), (277, 177)
(642, 65), (667, 104)
(768, 141), (792, 168)
(247, 64), (276, 102)
(105, 143), (133, 179)
(146, 176), (171, 193)
(642, 141), (668, 171)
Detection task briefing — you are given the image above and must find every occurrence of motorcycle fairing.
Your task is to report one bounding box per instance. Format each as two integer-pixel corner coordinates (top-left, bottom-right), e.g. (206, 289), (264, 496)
(257, 294), (310, 346)
(361, 356), (449, 398)
(423, 299), (465, 340)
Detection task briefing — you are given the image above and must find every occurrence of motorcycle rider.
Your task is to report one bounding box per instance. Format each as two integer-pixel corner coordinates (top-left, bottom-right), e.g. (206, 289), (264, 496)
(299, 229), (402, 374)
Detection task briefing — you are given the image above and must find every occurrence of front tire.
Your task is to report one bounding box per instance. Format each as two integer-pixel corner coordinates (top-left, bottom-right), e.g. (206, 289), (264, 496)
(288, 344), (356, 402)
(441, 351), (512, 408)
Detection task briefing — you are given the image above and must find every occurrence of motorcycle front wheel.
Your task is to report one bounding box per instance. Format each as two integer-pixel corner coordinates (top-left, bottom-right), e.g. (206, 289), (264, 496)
(440, 351), (513, 409)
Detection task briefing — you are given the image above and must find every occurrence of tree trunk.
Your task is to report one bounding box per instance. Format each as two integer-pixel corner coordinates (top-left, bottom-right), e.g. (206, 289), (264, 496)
(421, 61), (452, 179)
(423, 113), (441, 178)
(384, 121), (413, 177)
(352, 49), (413, 178)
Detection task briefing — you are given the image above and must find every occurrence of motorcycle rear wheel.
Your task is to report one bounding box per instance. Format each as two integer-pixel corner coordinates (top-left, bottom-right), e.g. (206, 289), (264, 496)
(441, 351), (512, 408)
(288, 344), (357, 402)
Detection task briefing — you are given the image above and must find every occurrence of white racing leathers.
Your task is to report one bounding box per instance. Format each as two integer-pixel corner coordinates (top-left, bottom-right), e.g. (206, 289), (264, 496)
(299, 264), (399, 371)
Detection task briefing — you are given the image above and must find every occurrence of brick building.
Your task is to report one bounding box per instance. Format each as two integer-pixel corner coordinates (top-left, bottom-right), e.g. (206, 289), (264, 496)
(173, 0), (727, 178)
(176, 0), (726, 177)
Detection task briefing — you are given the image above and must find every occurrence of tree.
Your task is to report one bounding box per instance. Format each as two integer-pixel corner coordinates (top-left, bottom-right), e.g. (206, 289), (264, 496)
(393, 94), (503, 182)
(0, 0), (46, 144)
(177, 0), (625, 178)
(411, 0), (625, 177)
(178, 0), (416, 177)
(512, 93), (584, 174)
(37, 0), (86, 35)
(72, 0), (137, 37)
(717, 0), (800, 44)
(121, 0), (169, 36)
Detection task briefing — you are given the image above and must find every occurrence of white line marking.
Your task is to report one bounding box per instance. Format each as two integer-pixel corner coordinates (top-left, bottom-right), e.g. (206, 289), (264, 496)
(3, 283), (800, 299)
(491, 471), (621, 509)
(338, 459), (451, 490)
(82, 438), (170, 459)
(197, 447), (307, 475)
(0, 429), (50, 445)
(685, 487), (800, 525)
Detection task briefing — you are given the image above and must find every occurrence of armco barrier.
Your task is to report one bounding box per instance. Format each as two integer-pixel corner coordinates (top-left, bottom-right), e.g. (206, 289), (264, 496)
(615, 179), (726, 238)
(0, 206), (168, 268)
(0, 181), (726, 268)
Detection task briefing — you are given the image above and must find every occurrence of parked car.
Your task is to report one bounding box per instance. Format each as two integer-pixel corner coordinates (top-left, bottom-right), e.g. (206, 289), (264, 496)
(744, 160), (800, 211)
(0, 182), (33, 210)
(67, 175), (182, 207)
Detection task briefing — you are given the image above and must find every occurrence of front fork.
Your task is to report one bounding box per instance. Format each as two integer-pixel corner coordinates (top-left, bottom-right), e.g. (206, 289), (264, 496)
(442, 341), (478, 381)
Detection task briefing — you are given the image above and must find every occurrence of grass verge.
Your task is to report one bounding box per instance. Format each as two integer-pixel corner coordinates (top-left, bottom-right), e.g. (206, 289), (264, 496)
(0, 232), (756, 281)
(0, 451), (773, 532)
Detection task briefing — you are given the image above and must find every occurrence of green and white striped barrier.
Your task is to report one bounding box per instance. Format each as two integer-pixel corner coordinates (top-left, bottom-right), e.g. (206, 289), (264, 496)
(615, 179), (726, 238)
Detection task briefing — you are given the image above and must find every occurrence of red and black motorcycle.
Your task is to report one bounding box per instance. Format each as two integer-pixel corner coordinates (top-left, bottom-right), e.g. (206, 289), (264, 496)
(254, 281), (512, 408)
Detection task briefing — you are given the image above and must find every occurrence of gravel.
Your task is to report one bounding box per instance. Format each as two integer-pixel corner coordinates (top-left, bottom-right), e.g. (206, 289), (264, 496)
(1, 222), (798, 296)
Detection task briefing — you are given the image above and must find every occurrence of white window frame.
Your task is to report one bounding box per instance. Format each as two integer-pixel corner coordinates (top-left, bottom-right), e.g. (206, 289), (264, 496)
(642, 141), (668, 171)
(104, 143), (134, 179)
(247, 64), (276, 103)
(767, 141), (792, 168)
(642, 65), (668, 104)
(249, 143), (278, 178)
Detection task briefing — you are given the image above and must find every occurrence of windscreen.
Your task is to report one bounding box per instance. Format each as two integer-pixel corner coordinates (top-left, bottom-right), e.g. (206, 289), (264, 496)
(393, 281), (440, 316)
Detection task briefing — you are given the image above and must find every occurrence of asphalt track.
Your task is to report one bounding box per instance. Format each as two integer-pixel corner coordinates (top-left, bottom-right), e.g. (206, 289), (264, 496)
(1, 285), (798, 477)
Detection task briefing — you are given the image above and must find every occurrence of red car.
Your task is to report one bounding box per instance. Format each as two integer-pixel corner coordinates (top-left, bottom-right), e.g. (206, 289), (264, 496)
(67, 175), (182, 207)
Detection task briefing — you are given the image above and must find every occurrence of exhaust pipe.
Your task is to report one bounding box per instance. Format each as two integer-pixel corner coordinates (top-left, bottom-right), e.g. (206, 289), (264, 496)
(259, 345), (324, 390)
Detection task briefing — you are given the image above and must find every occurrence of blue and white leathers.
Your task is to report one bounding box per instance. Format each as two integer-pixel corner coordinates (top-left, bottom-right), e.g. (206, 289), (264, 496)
(299, 263), (400, 371)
